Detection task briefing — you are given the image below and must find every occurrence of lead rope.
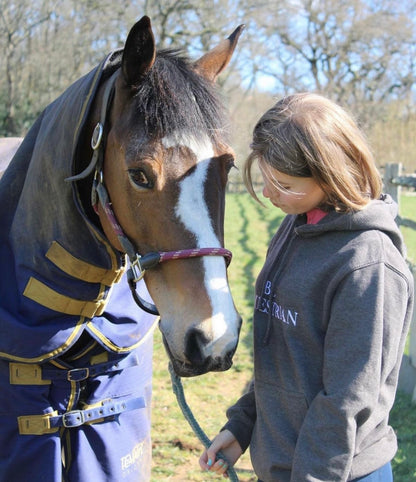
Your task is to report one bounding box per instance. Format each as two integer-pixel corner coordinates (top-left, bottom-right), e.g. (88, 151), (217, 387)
(168, 363), (239, 481)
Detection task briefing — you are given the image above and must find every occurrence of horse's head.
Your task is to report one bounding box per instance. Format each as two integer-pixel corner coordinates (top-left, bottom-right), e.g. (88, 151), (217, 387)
(90, 17), (243, 377)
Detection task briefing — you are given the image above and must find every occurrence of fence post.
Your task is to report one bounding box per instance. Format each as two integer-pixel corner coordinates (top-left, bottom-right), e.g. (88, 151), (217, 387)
(383, 163), (402, 206)
(410, 265), (416, 402)
(387, 163), (416, 402)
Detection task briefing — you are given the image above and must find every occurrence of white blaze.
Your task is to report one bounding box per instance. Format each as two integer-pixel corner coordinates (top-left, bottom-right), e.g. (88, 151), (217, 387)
(162, 134), (238, 352)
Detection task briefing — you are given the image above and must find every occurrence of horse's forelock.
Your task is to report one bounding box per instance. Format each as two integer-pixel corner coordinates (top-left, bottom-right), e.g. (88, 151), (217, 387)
(131, 49), (229, 146)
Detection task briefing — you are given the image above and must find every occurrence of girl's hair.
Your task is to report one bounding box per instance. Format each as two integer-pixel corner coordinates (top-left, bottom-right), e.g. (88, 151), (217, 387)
(244, 92), (382, 212)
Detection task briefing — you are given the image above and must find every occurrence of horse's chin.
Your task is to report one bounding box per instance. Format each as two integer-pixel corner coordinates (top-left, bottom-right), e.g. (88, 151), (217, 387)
(162, 335), (233, 378)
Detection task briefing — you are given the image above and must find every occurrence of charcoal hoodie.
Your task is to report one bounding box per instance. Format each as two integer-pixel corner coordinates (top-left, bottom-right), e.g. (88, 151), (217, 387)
(223, 195), (414, 482)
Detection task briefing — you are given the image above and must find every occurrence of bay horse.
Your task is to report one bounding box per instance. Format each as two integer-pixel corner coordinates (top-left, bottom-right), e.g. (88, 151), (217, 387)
(0, 16), (243, 481)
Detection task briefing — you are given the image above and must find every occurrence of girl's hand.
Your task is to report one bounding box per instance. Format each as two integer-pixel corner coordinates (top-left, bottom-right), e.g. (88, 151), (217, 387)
(199, 430), (243, 477)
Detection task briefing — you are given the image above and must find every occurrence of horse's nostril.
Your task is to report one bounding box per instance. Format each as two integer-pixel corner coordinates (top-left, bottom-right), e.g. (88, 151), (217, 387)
(185, 329), (209, 367)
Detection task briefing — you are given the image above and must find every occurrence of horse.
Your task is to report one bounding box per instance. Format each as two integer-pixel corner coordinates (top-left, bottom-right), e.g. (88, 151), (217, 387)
(0, 16), (243, 481)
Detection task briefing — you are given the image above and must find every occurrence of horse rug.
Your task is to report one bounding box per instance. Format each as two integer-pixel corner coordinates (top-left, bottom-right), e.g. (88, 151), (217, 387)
(0, 51), (157, 481)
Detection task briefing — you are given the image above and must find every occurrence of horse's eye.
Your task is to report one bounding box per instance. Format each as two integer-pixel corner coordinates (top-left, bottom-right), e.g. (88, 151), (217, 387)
(128, 169), (154, 189)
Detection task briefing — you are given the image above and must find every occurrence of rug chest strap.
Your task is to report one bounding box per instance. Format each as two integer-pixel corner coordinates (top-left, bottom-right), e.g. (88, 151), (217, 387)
(18, 396), (145, 435)
(10, 354), (141, 386)
(41, 354), (141, 382)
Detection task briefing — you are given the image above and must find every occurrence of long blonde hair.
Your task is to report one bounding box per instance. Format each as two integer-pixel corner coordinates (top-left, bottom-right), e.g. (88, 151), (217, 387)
(244, 93), (382, 212)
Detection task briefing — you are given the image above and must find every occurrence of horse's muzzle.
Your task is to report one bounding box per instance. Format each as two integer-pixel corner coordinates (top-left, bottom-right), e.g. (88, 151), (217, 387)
(162, 334), (235, 378)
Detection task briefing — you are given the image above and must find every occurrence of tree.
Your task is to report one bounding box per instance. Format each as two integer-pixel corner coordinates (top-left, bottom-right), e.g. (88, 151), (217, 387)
(245, 0), (416, 127)
(1, 0), (416, 158)
(0, 0), (53, 134)
(0, 0), (250, 135)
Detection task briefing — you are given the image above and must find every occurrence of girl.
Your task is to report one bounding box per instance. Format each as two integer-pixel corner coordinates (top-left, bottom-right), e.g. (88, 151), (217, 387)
(199, 93), (414, 481)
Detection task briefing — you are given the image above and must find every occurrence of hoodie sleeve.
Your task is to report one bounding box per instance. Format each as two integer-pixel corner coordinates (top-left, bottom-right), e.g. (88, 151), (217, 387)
(221, 380), (256, 452)
(290, 260), (412, 482)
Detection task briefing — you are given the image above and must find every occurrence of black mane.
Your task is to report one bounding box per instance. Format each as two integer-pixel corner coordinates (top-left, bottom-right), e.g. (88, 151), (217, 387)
(133, 49), (229, 146)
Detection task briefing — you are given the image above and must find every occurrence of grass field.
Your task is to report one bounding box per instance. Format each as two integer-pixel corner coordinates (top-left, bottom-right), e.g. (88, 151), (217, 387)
(399, 193), (416, 265)
(150, 192), (416, 481)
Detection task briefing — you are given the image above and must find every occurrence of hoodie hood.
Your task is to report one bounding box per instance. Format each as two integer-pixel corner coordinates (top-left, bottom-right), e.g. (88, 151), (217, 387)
(295, 194), (407, 258)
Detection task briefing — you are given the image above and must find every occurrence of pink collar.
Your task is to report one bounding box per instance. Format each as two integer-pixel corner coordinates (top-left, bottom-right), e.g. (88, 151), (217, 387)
(306, 208), (327, 224)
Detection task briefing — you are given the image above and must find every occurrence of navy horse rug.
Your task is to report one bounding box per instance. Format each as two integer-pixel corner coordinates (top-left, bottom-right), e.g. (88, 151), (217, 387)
(0, 16), (243, 481)
(0, 41), (158, 482)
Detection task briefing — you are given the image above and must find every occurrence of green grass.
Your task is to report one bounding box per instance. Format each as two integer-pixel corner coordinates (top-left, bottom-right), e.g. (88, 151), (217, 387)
(390, 391), (416, 479)
(399, 193), (416, 265)
(150, 192), (416, 481)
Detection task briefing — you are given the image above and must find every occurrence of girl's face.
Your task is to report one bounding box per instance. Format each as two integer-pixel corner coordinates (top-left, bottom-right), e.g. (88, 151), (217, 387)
(259, 162), (326, 215)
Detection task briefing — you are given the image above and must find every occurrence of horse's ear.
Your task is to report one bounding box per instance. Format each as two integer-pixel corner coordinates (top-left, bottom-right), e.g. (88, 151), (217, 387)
(122, 16), (156, 89)
(193, 24), (245, 82)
